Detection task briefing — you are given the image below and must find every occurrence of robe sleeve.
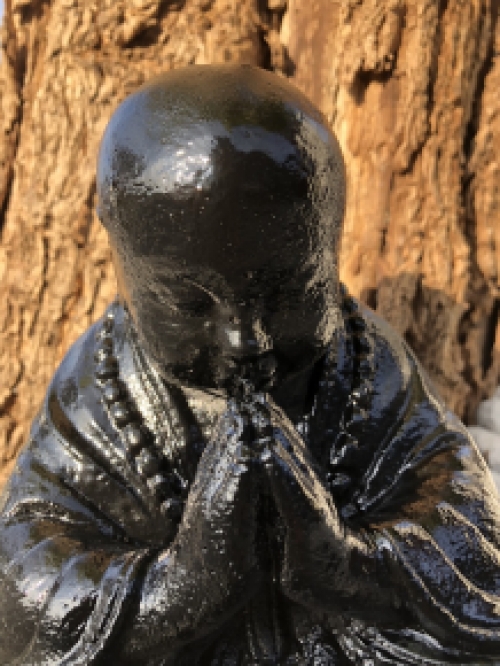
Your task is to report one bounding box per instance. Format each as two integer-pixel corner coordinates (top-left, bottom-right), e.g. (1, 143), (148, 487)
(0, 403), (156, 666)
(349, 327), (500, 662)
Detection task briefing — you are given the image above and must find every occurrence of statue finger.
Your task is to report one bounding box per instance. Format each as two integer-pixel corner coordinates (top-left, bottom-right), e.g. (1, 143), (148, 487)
(187, 413), (261, 518)
(263, 430), (336, 527)
(263, 440), (319, 524)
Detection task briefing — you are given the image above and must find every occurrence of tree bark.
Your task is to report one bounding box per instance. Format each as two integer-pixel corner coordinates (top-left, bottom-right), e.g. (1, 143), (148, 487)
(0, 0), (498, 486)
(283, 0), (500, 422)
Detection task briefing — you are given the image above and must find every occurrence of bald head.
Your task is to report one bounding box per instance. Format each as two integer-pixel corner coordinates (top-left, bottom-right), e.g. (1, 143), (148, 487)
(97, 65), (346, 391)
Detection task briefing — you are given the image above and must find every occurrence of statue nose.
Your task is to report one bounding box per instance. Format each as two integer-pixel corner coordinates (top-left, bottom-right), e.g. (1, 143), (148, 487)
(222, 315), (272, 356)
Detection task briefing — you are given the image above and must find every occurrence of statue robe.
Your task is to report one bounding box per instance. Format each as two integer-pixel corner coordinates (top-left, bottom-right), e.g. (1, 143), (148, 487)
(1, 300), (500, 665)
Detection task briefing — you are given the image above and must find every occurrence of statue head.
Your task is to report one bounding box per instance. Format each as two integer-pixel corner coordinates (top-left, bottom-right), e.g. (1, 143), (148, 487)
(97, 65), (346, 392)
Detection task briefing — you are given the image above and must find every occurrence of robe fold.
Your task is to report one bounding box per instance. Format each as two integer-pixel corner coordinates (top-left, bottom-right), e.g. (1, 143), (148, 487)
(1, 301), (500, 665)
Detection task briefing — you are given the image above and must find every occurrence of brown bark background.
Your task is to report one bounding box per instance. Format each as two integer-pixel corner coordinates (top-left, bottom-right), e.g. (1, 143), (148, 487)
(0, 0), (498, 486)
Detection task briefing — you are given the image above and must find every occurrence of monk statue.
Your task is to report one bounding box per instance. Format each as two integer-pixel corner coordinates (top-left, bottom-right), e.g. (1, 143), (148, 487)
(2, 65), (500, 666)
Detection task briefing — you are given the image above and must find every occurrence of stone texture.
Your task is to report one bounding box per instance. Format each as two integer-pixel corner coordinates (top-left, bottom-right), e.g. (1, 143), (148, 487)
(476, 390), (500, 436)
(0, 0), (499, 487)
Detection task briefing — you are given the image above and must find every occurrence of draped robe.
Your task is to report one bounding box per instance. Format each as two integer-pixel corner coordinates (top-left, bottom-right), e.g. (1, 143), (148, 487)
(1, 299), (500, 665)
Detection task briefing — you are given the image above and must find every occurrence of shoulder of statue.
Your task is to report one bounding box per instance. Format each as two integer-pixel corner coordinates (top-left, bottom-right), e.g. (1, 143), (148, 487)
(8, 301), (178, 543)
(22, 301), (145, 493)
(51, 301), (196, 533)
(337, 291), (415, 425)
(324, 289), (443, 520)
(44, 299), (156, 483)
(331, 292), (478, 522)
(15, 300), (139, 491)
(357, 302), (446, 411)
(47, 302), (119, 447)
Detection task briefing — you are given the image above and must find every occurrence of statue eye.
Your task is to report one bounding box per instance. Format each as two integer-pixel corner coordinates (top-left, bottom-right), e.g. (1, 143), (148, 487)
(176, 297), (213, 317)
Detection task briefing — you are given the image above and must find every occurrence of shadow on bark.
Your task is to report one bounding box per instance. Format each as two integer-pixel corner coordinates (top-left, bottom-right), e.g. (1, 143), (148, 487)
(361, 273), (500, 425)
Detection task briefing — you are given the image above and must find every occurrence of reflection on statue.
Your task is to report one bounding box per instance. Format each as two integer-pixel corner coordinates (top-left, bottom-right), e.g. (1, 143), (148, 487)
(2, 65), (500, 665)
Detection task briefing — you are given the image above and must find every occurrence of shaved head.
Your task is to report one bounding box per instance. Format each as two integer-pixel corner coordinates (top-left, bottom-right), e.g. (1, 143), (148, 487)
(97, 65), (346, 391)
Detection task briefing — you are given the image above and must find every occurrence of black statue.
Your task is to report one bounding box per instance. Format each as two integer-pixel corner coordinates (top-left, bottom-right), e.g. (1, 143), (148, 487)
(1, 65), (500, 666)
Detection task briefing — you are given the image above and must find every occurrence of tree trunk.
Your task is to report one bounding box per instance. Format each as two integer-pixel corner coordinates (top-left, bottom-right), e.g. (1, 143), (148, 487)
(0, 0), (498, 486)
(283, 0), (500, 420)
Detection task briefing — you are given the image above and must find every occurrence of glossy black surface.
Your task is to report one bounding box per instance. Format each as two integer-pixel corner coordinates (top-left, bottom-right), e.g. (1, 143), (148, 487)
(97, 65), (345, 396)
(1, 65), (500, 665)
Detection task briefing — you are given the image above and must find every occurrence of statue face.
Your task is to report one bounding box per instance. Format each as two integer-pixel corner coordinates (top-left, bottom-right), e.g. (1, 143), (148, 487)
(115, 234), (340, 393)
(98, 65), (345, 392)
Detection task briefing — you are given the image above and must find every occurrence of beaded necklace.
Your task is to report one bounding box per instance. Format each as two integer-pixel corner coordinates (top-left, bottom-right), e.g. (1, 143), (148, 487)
(94, 310), (187, 524)
(326, 284), (375, 518)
